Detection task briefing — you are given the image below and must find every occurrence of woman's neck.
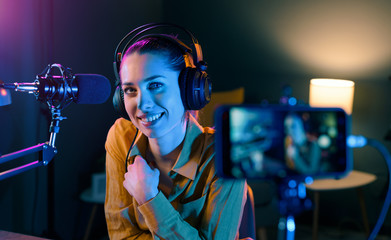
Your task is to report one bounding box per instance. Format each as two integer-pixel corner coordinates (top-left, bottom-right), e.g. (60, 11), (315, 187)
(148, 118), (187, 162)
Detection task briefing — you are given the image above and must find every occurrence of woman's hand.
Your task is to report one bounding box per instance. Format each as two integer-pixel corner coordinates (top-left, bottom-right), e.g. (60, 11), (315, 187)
(123, 155), (160, 205)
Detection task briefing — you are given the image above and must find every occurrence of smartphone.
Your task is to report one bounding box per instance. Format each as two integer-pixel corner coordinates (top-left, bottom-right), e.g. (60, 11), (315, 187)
(214, 104), (352, 180)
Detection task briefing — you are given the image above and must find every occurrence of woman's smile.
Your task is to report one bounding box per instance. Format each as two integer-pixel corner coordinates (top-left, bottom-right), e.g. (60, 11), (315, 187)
(138, 112), (165, 126)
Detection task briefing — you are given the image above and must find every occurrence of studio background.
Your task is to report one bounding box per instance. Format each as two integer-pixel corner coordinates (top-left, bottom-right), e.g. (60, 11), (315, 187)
(1, 0), (391, 239)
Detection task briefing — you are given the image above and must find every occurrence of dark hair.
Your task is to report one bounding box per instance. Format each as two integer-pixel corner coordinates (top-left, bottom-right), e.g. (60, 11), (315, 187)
(120, 35), (192, 74)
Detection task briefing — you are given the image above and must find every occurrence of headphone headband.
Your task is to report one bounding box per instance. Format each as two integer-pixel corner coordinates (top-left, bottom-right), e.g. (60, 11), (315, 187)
(114, 23), (203, 73)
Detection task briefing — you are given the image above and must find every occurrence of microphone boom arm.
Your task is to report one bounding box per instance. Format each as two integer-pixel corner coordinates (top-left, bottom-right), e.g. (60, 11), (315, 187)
(0, 142), (57, 181)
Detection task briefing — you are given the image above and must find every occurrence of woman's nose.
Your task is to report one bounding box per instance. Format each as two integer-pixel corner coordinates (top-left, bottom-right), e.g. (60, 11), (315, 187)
(137, 91), (153, 111)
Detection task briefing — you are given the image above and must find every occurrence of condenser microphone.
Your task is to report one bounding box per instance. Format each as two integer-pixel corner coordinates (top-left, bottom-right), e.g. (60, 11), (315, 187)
(0, 74), (111, 105)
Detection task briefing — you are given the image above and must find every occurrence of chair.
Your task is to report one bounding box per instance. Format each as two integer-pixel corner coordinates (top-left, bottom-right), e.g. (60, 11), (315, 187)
(198, 87), (245, 127)
(239, 185), (256, 240)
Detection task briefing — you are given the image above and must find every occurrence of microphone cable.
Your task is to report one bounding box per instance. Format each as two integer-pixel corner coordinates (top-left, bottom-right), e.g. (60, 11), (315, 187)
(348, 135), (391, 240)
(125, 128), (139, 172)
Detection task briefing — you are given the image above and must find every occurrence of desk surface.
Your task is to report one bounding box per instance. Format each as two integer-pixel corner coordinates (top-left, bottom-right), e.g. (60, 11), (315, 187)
(0, 231), (50, 240)
(306, 170), (377, 191)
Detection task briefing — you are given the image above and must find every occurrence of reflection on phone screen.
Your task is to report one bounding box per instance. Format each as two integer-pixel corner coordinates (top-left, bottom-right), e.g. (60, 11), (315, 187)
(228, 107), (347, 179)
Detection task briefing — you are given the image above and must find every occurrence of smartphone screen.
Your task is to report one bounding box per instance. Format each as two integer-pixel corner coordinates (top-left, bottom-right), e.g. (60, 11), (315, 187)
(214, 105), (351, 180)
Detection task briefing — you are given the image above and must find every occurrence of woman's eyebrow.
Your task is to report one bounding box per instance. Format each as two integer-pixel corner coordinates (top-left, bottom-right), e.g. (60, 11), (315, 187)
(122, 75), (166, 86)
(143, 75), (166, 82)
(121, 82), (134, 86)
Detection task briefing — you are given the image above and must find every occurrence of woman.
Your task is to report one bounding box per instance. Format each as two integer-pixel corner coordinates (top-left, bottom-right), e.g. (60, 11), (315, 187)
(105, 24), (248, 239)
(284, 113), (321, 175)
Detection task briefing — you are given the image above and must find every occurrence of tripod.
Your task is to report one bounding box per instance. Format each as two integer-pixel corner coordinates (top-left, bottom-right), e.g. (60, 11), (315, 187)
(276, 177), (313, 240)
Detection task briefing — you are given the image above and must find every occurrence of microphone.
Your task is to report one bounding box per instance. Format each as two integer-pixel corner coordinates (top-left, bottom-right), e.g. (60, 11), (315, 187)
(0, 74), (111, 105)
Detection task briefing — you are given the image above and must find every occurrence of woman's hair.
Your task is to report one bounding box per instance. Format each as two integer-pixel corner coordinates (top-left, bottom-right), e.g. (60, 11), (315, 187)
(121, 35), (191, 73)
(120, 36), (199, 121)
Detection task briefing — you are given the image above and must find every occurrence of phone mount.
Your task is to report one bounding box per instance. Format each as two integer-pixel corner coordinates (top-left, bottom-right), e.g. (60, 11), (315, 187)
(276, 177), (313, 240)
(0, 64), (72, 180)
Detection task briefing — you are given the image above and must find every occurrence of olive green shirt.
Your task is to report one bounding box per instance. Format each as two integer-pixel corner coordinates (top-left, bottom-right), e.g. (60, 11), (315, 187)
(105, 116), (247, 239)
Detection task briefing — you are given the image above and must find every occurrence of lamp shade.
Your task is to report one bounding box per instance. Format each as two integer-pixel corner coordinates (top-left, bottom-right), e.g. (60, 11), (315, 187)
(309, 78), (355, 115)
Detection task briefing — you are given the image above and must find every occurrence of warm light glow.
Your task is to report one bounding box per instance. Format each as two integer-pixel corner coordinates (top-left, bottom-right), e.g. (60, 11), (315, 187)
(309, 79), (355, 115)
(234, 1), (391, 79)
(0, 88), (12, 106)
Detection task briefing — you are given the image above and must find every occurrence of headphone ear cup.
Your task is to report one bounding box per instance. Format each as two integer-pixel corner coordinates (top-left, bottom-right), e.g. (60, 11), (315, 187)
(113, 85), (130, 120)
(179, 67), (211, 110)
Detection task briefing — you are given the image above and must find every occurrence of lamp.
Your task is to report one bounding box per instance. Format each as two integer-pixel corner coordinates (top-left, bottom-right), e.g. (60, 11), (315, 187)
(309, 78), (355, 115)
(307, 79), (377, 240)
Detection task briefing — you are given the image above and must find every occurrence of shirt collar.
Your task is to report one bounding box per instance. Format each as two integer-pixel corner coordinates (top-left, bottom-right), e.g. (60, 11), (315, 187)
(130, 115), (204, 180)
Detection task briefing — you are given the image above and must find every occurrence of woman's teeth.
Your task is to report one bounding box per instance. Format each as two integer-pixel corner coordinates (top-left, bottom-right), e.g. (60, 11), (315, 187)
(143, 113), (163, 122)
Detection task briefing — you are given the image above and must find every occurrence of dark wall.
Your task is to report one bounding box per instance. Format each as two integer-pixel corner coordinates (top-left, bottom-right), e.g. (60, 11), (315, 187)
(0, 0), (54, 237)
(1, 0), (391, 239)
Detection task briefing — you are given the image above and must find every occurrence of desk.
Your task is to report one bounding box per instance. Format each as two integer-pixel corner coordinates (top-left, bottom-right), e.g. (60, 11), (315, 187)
(306, 170), (377, 240)
(0, 230), (50, 240)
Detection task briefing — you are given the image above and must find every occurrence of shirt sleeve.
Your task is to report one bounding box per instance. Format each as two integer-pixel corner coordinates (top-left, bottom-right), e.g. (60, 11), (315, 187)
(104, 119), (153, 239)
(138, 191), (201, 239)
(200, 177), (247, 239)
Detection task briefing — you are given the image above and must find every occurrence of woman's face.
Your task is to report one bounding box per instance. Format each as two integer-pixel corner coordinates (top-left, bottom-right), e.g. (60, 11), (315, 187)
(120, 52), (186, 139)
(285, 115), (307, 145)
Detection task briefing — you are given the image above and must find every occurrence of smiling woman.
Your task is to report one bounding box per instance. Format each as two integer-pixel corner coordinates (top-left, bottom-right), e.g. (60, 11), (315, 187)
(105, 23), (249, 240)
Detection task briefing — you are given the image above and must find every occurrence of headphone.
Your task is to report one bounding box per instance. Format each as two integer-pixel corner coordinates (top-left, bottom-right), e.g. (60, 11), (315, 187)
(112, 23), (212, 120)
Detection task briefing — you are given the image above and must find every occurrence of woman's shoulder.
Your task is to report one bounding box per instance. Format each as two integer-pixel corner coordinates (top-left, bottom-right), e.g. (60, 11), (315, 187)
(194, 126), (215, 167)
(108, 118), (136, 134)
(202, 126), (215, 135)
(201, 126), (215, 146)
(106, 118), (137, 150)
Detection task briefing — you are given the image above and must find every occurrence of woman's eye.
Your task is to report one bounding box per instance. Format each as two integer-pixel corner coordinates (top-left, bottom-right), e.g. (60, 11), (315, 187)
(148, 82), (163, 90)
(123, 87), (136, 94)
